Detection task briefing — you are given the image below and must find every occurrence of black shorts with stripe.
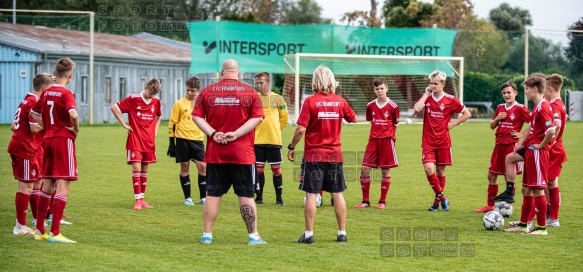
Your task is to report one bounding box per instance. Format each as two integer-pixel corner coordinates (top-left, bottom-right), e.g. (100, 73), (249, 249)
(175, 138), (204, 163)
(299, 160), (347, 194)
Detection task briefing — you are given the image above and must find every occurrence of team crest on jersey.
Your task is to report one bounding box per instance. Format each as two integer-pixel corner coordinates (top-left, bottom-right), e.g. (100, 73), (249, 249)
(151, 107), (155, 113)
(439, 103), (445, 111)
(131, 152), (136, 158)
(545, 120), (552, 126)
(372, 112), (375, 116)
(31, 170), (37, 177)
(137, 112), (141, 116)
(553, 112), (559, 118)
(383, 111), (389, 118)
(510, 113), (516, 120)
(272, 101), (277, 108)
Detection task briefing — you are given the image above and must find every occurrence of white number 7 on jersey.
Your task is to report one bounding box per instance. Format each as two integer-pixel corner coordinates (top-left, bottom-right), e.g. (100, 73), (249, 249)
(47, 100), (55, 125)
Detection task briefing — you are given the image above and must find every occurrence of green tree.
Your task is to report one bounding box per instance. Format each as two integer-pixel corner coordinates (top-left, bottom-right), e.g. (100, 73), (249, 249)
(453, 20), (511, 74)
(504, 34), (569, 75)
(340, 0), (381, 27)
(382, 0), (434, 27)
(566, 17), (583, 89)
(488, 3), (532, 32)
(284, 0), (323, 24)
(420, 0), (476, 30)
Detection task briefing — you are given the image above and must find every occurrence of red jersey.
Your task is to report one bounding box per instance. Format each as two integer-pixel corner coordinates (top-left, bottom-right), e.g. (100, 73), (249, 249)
(549, 98), (566, 143)
(366, 99), (399, 140)
(492, 102), (531, 144)
(523, 100), (554, 151)
(115, 93), (161, 152)
(7, 93), (43, 159)
(192, 79), (264, 164)
(31, 85), (77, 140)
(297, 92), (357, 162)
(421, 93), (465, 149)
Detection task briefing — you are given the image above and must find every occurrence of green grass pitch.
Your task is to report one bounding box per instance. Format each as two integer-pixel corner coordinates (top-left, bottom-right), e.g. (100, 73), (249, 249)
(1, 121), (582, 271)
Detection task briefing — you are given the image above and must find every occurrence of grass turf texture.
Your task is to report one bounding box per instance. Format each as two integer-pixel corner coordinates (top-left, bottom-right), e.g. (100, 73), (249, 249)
(1, 121), (582, 271)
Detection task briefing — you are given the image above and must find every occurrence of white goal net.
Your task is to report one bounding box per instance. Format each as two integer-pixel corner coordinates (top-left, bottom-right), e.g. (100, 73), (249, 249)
(283, 53), (464, 121)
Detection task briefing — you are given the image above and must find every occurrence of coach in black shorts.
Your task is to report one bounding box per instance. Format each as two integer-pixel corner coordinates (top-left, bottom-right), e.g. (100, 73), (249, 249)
(192, 59), (267, 245)
(287, 66), (357, 244)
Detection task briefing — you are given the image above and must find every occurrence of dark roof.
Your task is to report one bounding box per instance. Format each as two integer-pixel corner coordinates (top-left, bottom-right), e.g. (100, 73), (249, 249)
(0, 22), (190, 63)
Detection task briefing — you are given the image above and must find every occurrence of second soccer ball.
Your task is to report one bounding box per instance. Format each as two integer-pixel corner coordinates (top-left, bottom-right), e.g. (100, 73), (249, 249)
(303, 193), (323, 207)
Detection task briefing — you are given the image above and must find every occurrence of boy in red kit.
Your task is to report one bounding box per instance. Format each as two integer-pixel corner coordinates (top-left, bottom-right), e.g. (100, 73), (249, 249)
(30, 58), (80, 243)
(505, 74), (555, 235)
(544, 74), (566, 227)
(111, 79), (162, 210)
(8, 73), (52, 236)
(354, 77), (399, 209)
(413, 70), (471, 212)
(474, 82), (531, 212)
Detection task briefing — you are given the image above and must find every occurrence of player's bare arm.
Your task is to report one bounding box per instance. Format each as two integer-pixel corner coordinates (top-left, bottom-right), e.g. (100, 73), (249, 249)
(448, 107), (471, 130)
(490, 112), (507, 130)
(287, 125), (306, 162)
(192, 115), (226, 144)
(530, 127), (556, 150)
(511, 126), (529, 139)
(67, 109), (80, 136)
(29, 111), (43, 130)
(224, 117), (263, 142)
(154, 116), (161, 136)
(110, 105), (132, 131)
(413, 85), (432, 113)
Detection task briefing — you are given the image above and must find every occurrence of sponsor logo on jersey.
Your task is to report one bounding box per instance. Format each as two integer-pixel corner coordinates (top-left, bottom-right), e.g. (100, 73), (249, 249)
(545, 120), (552, 126)
(137, 112), (141, 116)
(318, 112), (339, 119)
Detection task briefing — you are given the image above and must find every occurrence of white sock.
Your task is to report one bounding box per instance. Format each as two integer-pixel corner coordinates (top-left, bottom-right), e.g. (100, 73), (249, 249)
(203, 232), (212, 238)
(134, 194), (140, 200)
(338, 230), (346, 236)
(305, 231), (313, 237)
(249, 232), (260, 238)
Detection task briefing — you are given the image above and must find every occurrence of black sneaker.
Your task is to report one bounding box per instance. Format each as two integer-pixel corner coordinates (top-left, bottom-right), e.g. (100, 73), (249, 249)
(296, 234), (315, 244)
(491, 191), (514, 203)
(255, 199), (264, 204)
(336, 234), (347, 243)
(276, 199), (286, 206)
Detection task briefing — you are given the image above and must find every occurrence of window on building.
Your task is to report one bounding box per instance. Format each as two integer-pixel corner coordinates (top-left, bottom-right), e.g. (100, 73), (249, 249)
(119, 77), (127, 100)
(105, 76), (112, 103)
(80, 75), (88, 104)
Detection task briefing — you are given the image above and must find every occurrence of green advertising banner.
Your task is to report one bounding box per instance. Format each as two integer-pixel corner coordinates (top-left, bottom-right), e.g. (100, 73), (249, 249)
(188, 21), (457, 75)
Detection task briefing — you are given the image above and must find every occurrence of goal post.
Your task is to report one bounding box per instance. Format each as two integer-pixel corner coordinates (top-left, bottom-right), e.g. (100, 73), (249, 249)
(283, 53), (464, 122)
(0, 9), (95, 124)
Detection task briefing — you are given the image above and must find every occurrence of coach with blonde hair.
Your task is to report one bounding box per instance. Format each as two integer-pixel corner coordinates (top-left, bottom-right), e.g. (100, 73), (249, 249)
(287, 65), (357, 244)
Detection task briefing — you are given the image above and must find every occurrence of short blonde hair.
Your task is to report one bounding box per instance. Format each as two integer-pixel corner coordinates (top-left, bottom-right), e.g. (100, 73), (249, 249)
(428, 70), (447, 82)
(545, 74), (563, 92)
(33, 73), (53, 91)
(312, 66), (336, 94)
(146, 78), (161, 95)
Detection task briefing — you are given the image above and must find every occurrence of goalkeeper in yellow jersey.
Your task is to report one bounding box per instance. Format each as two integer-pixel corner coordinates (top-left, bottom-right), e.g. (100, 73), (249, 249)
(167, 76), (207, 206)
(253, 72), (289, 205)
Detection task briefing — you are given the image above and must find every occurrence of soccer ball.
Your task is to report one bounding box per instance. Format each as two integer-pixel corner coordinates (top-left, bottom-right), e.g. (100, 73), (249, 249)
(303, 193), (323, 207)
(495, 201), (514, 218)
(405, 118), (412, 124)
(483, 211), (504, 231)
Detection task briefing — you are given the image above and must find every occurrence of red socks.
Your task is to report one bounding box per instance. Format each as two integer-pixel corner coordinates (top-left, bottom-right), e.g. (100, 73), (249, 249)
(379, 177), (391, 203)
(132, 171), (141, 199)
(360, 175), (371, 202)
(520, 196), (534, 224)
(50, 194), (68, 236)
(534, 195), (547, 227)
(427, 174), (445, 204)
(487, 184), (498, 207)
(30, 188), (40, 219)
(15, 192), (31, 226)
(438, 175), (446, 191)
(549, 187), (561, 220)
(36, 191), (52, 234)
(140, 172), (148, 196)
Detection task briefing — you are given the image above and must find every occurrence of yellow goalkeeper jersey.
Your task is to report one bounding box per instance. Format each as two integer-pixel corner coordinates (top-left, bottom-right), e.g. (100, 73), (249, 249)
(168, 96), (204, 141)
(255, 91), (288, 146)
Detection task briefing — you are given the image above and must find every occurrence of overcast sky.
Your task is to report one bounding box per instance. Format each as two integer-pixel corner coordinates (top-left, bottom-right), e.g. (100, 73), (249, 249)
(316, 0), (582, 30)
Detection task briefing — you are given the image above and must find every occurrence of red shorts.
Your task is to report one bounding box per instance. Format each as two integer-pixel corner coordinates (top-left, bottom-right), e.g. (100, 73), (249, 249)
(36, 147), (44, 180)
(489, 143), (523, 175)
(422, 148), (452, 165)
(547, 164), (562, 181)
(549, 141), (567, 165)
(10, 154), (41, 182)
(127, 150), (157, 164)
(43, 138), (78, 180)
(362, 138), (398, 169)
(522, 148), (548, 189)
